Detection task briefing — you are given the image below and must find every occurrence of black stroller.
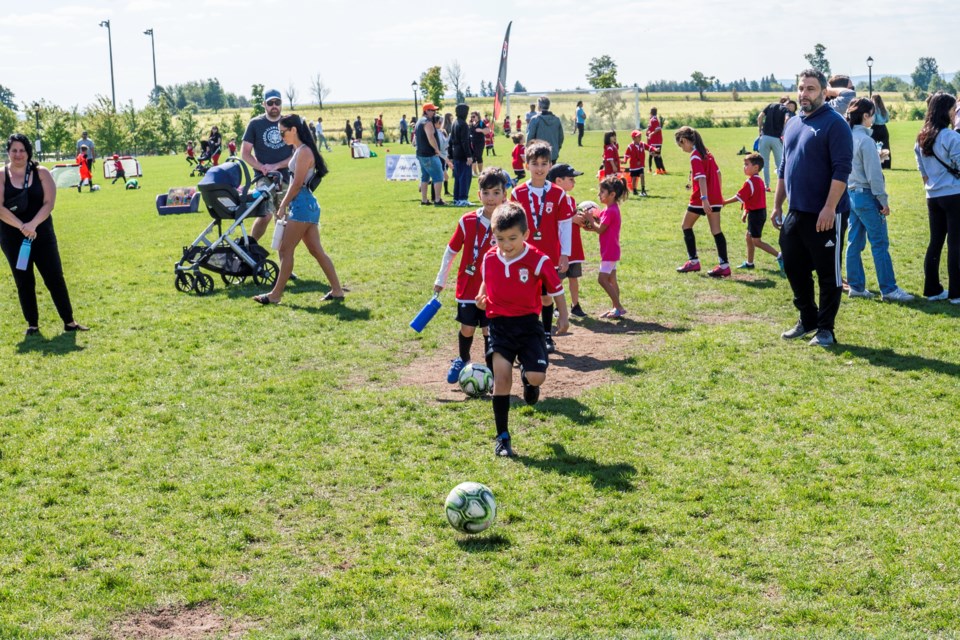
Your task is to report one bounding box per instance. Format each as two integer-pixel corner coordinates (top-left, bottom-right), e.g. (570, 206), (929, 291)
(190, 140), (221, 177)
(174, 159), (280, 295)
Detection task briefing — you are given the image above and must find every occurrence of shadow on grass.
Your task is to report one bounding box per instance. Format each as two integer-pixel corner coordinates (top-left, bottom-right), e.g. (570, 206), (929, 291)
(17, 331), (84, 355)
(573, 317), (685, 336)
(901, 300), (960, 319)
(734, 277), (779, 289)
(533, 397), (599, 426)
(455, 533), (511, 552)
(517, 443), (636, 492)
(833, 344), (960, 377)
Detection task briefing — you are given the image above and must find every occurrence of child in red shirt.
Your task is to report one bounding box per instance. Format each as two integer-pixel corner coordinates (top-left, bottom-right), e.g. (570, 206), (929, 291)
(227, 139), (237, 157)
(503, 116), (511, 137)
(476, 202), (569, 457)
(722, 153), (782, 271)
(186, 141), (196, 166)
(111, 154), (127, 185)
(647, 108), (666, 174)
(76, 146), (93, 192)
(510, 133), (525, 183)
(484, 117), (496, 156)
(602, 131), (620, 177)
(674, 126), (729, 278)
(624, 130), (648, 196)
(515, 116), (522, 133)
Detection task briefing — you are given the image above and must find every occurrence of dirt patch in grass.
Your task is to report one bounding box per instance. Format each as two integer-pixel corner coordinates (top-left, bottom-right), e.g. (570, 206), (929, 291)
(401, 317), (676, 402)
(110, 602), (253, 639)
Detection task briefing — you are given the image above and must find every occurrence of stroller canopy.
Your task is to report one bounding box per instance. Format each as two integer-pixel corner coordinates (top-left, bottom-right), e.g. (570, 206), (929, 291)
(198, 163), (242, 189)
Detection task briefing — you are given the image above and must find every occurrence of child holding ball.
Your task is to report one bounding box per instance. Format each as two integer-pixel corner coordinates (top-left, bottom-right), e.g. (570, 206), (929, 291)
(583, 175), (627, 318)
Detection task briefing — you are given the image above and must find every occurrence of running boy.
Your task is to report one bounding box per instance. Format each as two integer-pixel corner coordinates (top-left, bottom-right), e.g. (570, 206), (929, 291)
(227, 138), (237, 157)
(624, 130), (648, 196)
(510, 133), (526, 183)
(583, 175), (627, 318)
(722, 152), (783, 271)
(674, 126), (729, 278)
(186, 141), (196, 166)
(435, 168), (509, 383)
(111, 154), (127, 185)
(509, 140), (575, 353)
(546, 163), (588, 317)
(76, 145), (94, 192)
(476, 202), (569, 457)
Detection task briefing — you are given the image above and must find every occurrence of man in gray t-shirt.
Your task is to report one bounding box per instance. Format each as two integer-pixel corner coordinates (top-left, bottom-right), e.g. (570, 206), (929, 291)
(241, 88), (293, 240)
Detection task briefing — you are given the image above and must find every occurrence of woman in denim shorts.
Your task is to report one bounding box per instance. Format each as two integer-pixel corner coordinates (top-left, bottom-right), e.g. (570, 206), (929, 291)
(253, 115), (345, 305)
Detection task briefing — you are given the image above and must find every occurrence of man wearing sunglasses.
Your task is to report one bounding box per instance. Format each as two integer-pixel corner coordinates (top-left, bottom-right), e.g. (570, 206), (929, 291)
(242, 88), (292, 241)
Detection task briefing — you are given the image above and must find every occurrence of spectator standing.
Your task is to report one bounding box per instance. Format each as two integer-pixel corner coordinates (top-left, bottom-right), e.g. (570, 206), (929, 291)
(526, 96), (564, 163)
(756, 98), (789, 190)
(208, 126), (222, 165)
(575, 100), (586, 146)
(399, 115), (409, 144)
(354, 116), (363, 142)
(414, 103), (446, 206)
(871, 94), (891, 169)
(315, 117), (332, 151)
(344, 120), (353, 145)
(470, 112), (487, 176)
(241, 88), (293, 242)
(449, 103), (475, 206)
(524, 104), (536, 130)
(826, 75), (857, 115)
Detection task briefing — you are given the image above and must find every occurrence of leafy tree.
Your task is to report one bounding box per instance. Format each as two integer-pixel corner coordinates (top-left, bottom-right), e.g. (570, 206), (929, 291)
(310, 74), (332, 109)
(177, 108), (200, 147)
(912, 57), (941, 92)
(250, 84), (265, 117)
(691, 71), (716, 100)
(419, 66), (446, 109)
(205, 78), (226, 113)
(593, 91), (625, 129)
(86, 95), (128, 155)
(0, 104), (18, 141)
(285, 83), (298, 110)
(445, 60), (465, 103)
(874, 76), (910, 92)
(513, 80), (526, 93)
(147, 94), (177, 153)
(0, 84), (16, 111)
(464, 85), (474, 98)
(587, 55), (619, 89)
(231, 111), (246, 146)
(43, 106), (73, 159)
(803, 43), (831, 76)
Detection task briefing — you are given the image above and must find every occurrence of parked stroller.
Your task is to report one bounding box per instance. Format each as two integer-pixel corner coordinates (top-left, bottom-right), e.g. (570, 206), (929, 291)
(174, 159), (280, 295)
(190, 140), (221, 177)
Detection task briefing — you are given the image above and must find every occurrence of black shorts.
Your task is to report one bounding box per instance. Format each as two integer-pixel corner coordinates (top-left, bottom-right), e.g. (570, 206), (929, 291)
(487, 315), (549, 374)
(629, 168), (644, 177)
(514, 169), (526, 180)
(687, 205), (722, 216)
(559, 262), (583, 279)
(746, 209), (767, 238)
(455, 302), (489, 328)
(649, 145), (662, 154)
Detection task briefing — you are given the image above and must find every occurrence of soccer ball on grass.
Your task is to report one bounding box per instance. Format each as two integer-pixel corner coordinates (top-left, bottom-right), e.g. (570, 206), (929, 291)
(445, 482), (496, 534)
(458, 363), (493, 397)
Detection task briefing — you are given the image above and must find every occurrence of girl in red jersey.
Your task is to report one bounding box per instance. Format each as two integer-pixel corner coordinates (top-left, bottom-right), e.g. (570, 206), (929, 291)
(602, 131), (620, 177)
(510, 133), (525, 183)
(647, 108), (666, 174)
(674, 126), (730, 278)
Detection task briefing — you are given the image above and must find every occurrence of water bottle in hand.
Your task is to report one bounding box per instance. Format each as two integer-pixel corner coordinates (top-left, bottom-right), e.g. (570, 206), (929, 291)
(15, 239), (31, 271)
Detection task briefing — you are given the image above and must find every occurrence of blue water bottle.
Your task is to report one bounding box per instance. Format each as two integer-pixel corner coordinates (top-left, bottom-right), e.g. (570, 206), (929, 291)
(410, 295), (442, 333)
(15, 238), (32, 271)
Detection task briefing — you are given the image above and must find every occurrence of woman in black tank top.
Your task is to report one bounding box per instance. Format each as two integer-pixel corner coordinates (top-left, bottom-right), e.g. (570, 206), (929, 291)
(1, 134), (87, 336)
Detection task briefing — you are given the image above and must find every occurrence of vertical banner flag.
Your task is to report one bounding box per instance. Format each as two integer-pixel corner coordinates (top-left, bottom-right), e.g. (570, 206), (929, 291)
(493, 21), (512, 123)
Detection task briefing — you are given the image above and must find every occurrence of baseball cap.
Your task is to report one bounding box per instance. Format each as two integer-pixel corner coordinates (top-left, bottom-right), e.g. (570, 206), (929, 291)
(631, 129), (643, 138)
(546, 163), (583, 181)
(264, 89), (282, 102)
(422, 102), (437, 112)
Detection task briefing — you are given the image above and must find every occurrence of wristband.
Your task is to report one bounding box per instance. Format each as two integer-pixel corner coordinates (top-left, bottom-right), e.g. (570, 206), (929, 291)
(700, 196), (708, 201)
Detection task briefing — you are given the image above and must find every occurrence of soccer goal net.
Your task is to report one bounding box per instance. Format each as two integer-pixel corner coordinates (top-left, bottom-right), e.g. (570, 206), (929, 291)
(504, 87), (643, 133)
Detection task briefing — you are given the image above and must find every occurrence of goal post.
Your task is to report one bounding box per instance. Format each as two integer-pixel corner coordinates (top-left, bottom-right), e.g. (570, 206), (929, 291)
(505, 86), (642, 133)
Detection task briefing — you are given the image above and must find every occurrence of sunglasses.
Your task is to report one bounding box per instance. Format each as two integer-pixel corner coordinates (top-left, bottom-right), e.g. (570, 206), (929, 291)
(265, 99), (282, 106)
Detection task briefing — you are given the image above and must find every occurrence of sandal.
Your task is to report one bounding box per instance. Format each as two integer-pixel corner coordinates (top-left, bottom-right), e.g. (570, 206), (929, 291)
(64, 323), (89, 332)
(252, 294), (280, 305)
(610, 309), (627, 318)
(321, 291), (345, 301)
(433, 200), (448, 207)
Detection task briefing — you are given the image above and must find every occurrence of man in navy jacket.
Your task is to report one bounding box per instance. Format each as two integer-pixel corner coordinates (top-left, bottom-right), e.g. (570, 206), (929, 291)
(772, 68), (853, 347)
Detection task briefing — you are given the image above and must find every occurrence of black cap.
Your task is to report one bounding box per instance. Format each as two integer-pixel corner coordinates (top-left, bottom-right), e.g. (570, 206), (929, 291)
(546, 163), (583, 181)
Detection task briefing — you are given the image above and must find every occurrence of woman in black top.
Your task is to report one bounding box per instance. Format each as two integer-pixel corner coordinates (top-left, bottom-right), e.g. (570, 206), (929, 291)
(344, 120), (353, 145)
(0, 134), (87, 336)
(208, 126), (223, 166)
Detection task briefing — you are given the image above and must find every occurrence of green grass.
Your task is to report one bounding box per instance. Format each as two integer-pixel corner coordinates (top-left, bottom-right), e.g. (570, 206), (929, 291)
(2, 122), (960, 638)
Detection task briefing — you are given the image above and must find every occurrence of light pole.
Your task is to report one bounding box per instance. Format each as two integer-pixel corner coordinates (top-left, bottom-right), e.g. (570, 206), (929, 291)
(144, 28), (157, 99)
(32, 102), (42, 158)
(867, 56), (874, 96)
(411, 81), (419, 119)
(99, 20), (116, 110)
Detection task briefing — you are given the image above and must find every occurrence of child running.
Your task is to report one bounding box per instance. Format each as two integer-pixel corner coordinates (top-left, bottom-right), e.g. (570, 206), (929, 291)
(76, 145), (94, 192)
(546, 163), (588, 317)
(602, 130), (621, 177)
(476, 202), (569, 457)
(111, 154), (127, 185)
(624, 130), (648, 196)
(186, 141), (196, 166)
(510, 133), (526, 183)
(674, 126), (729, 278)
(584, 175), (627, 317)
(434, 167), (509, 383)
(721, 152), (783, 271)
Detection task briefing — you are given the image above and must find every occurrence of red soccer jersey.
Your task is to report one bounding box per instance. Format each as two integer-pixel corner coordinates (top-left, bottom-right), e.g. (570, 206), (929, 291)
(516, 117), (522, 131)
(186, 146), (195, 158)
(603, 144), (621, 176)
(114, 159), (123, 172)
(625, 142), (647, 169)
(511, 144), (525, 170)
(76, 153), (91, 180)
(482, 244), (564, 318)
(647, 116), (663, 146)
(447, 210), (497, 302)
(688, 150), (723, 208)
(504, 117), (511, 131)
(227, 141), (237, 153)
(735, 175), (767, 211)
(510, 181), (575, 262)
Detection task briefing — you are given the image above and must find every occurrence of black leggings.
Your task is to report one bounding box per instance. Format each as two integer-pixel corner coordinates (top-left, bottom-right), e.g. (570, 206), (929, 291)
(0, 227), (75, 327)
(923, 193), (960, 298)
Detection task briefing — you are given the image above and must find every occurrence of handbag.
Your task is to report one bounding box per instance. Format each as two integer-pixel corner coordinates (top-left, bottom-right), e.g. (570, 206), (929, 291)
(2, 165), (31, 214)
(931, 148), (960, 179)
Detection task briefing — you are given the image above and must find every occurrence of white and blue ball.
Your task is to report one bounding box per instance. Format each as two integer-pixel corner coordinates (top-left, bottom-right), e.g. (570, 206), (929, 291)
(458, 363), (493, 398)
(445, 481), (496, 534)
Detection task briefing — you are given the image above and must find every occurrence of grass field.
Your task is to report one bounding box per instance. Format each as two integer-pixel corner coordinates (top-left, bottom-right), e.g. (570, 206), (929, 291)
(3, 122), (960, 638)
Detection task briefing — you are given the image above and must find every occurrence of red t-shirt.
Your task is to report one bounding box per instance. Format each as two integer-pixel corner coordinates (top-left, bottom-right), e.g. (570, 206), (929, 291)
(603, 144), (621, 176)
(113, 159), (123, 172)
(510, 181), (575, 262)
(624, 142), (647, 169)
(503, 118), (511, 130)
(647, 116), (663, 146)
(511, 144), (525, 170)
(688, 150), (723, 208)
(76, 153), (91, 180)
(482, 244), (564, 318)
(565, 194), (585, 263)
(186, 146), (195, 158)
(735, 175), (767, 211)
(227, 141), (237, 153)
(447, 210), (497, 302)
(484, 120), (495, 146)
(516, 117), (522, 131)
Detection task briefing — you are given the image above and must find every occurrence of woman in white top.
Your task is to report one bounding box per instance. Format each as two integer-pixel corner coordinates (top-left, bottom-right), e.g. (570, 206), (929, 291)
(253, 115), (344, 305)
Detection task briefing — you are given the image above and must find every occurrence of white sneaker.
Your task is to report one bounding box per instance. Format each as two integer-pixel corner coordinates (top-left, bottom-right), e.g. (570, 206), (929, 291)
(927, 291), (949, 301)
(951, 298), (960, 305)
(881, 287), (915, 302)
(848, 288), (874, 298)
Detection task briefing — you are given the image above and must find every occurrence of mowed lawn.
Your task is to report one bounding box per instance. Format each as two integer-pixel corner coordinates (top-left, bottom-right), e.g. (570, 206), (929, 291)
(2, 122), (960, 638)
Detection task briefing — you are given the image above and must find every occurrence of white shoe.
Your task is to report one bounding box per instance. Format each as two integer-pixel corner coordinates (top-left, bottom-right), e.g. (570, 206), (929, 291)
(951, 298), (960, 305)
(881, 287), (915, 302)
(927, 291), (949, 301)
(848, 288), (874, 298)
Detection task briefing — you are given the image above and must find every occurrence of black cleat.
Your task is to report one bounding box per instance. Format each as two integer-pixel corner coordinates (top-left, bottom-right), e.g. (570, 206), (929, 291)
(495, 435), (516, 457)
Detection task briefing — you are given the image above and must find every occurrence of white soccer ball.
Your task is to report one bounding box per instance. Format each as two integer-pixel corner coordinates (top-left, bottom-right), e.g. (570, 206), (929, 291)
(458, 363), (493, 397)
(91, 184), (101, 191)
(445, 482), (496, 534)
(578, 200), (598, 213)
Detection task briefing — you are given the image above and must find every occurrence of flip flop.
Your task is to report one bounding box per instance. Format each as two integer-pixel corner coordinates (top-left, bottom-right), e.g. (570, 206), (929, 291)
(599, 310), (613, 318)
(253, 294), (280, 305)
(321, 291), (345, 301)
(610, 309), (627, 318)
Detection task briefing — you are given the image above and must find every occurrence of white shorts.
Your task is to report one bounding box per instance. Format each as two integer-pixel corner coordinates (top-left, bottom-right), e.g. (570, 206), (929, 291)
(599, 260), (618, 274)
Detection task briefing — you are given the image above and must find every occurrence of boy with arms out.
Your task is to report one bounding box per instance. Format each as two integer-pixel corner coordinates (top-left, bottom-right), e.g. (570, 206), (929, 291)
(435, 168), (509, 383)
(476, 202), (570, 457)
(722, 152), (783, 271)
(509, 140), (575, 352)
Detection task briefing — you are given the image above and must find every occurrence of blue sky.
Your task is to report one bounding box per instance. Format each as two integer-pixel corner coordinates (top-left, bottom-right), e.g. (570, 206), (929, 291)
(2, 0), (956, 110)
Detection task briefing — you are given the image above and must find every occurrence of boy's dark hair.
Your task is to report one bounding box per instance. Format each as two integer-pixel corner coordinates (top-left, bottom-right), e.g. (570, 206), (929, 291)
(524, 139), (552, 163)
(492, 201), (528, 233)
(650, 107), (658, 116)
(828, 74), (852, 89)
(603, 130), (617, 146)
(798, 68), (827, 90)
(599, 175), (627, 203)
(744, 152), (764, 170)
(478, 167), (509, 191)
(511, 132), (524, 144)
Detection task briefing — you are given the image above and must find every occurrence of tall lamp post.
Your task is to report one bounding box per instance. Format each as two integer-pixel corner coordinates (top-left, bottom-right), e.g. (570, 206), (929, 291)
(144, 28), (158, 98)
(32, 102), (42, 158)
(411, 81), (419, 119)
(99, 20), (116, 110)
(867, 56), (874, 96)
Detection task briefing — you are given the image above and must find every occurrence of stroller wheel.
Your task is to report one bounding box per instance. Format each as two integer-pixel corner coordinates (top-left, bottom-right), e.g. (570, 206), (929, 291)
(253, 259), (279, 287)
(175, 272), (196, 293)
(195, 273), (215, 296)
(221, 273), (247, 286)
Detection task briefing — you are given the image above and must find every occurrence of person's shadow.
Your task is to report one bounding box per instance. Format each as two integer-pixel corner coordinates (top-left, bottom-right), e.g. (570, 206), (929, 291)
(573, 317), (685, 337)
(17, 330), (84, 355)
(517, 443), (637, 492)
(830, 344), (960, 377)
(528, 397), (600, 426)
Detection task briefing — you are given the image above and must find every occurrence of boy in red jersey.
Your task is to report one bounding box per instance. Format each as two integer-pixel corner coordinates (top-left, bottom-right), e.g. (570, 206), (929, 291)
(476, 202), (569, 457)
(227, 138), (237, 157)
(504, 116), (511, 138)
(722, 153), (783, 271)
(515, 116), (522, 134)
(509, 140), (575, 353)
(674, 126), (729, 278)
(547, 163), (588, 317)
(435, 168), (509, 384)
(186, 141), (196, 166)
(111, 154), (127, 185)
(624, 130), (649, 196)
(484, 116), (496, 156)
(647, 108), (666, 174)
(510, 133), (525, 183)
